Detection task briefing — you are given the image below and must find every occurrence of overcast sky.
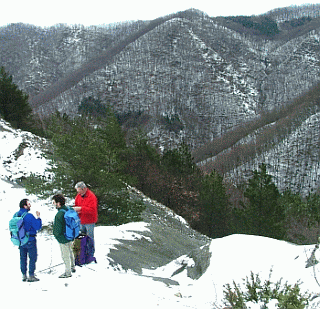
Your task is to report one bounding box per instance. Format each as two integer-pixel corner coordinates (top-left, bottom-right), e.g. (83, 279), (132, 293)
(2, 1), (320, 27)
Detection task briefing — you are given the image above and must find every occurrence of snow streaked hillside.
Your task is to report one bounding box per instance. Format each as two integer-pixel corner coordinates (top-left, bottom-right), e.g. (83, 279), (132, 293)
(198, 111), (320, 195)
(3, 7), (320, 153)
(0, 119), (49, 181)
(227, 112), (320, 195)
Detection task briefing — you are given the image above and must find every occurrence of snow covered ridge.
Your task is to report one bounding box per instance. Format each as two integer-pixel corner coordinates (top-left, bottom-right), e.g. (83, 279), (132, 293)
(0, 118), (50, 181)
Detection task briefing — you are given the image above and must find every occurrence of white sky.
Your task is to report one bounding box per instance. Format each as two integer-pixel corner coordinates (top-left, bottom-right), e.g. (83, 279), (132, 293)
(2, 1), (320, 28)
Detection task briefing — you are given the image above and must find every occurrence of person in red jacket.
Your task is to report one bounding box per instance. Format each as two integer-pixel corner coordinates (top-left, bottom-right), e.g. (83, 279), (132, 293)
(73, 182), (98, 252)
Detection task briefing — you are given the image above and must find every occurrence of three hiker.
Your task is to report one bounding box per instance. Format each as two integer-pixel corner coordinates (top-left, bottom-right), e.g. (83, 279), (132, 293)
(12, 182), (98, 281)
(52, 194), (76, 278)
(16, 199), (42, 282)
(73, 181), (98, 253)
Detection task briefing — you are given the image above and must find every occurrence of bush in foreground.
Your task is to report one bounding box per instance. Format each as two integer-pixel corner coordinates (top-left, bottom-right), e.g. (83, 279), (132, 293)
(223, 270), (310, 308)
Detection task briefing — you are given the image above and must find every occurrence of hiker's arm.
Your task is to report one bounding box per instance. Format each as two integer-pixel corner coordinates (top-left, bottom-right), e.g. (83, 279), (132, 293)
(73, 195), (82, 213)
(74, 195), (97, 216)
(32, 214), (42, 231)
(73, 206), (81, 213)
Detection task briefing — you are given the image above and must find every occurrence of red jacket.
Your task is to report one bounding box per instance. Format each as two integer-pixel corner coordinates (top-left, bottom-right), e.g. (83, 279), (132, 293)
(75, 189), (98, 224)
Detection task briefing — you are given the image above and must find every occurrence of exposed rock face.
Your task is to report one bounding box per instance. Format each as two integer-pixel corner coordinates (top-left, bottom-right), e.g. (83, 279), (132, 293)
(107, 192), (211, 281)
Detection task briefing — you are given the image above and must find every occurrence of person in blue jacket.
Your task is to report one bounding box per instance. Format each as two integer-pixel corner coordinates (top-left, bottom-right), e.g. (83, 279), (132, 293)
(17, 199), (42, 282)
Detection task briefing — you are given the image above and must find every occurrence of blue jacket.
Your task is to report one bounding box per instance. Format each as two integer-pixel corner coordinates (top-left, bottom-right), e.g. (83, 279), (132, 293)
(16, 208), (42, 240)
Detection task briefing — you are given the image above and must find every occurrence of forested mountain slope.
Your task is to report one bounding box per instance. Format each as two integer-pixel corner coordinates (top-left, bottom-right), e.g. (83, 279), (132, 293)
(1, 5), (320, 194)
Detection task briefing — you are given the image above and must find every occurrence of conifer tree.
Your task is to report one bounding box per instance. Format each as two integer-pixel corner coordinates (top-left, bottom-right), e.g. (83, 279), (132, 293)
(160, 142), (201, 218)
(0, 66), (32, 129)
(197, 170), (231, 238)
(241, 163), (285, 239)
(78, 96), (109, 118)
(162, 142), (196, 177)
(127, 131), (161, 194)
(25, 111), (144, 225)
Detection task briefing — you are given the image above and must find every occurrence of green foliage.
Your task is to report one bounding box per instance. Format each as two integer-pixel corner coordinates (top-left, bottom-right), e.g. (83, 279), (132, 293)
(127, 137), (201, 226)
(281, 190), (320, 228)
(223, 271), (310, 309)
(131, 131), (161, 165)
(280, 190), (304, 216)
(238, 163), (285, 239)
(116, 111), (151, 129)
(224, 281), (246, 308)
(126, 131), (161, 194)
(159, 114), (184, 133)
(78, 96), (109, 118)
(162, 143), (197, 177)
(283, 16), (312, 29)
(22, 101), (320, 239)
(305, 193), (320, 226)
(22, 173), (51, 197)
(24, 111), (145, 226)
(0, 66), (32, 130)
(226, 16), (280, 36)
(196, 170), (231, 238)
(98, 190), (145, 225)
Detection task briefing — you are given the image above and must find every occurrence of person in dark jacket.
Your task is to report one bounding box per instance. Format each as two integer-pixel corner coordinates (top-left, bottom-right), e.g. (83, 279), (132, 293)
(52, 194), (75, 278)
(17, 199), (42, 282)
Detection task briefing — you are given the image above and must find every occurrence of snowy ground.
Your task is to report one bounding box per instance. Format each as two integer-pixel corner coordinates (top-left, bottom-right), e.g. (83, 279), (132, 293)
(1, 119), (320, 308)
(2, 183), (320, 309)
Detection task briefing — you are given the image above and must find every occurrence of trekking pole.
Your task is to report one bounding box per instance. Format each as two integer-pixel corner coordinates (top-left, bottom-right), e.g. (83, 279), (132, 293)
(313, 263), (320, 288)
(82, 263), (97, 272)
(36, 234), (61, 274)
(37, 263), (64, 273)
(85, 266), (97, 272)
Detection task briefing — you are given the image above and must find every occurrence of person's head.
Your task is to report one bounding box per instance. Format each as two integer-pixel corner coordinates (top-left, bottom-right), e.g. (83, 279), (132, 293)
(75, 181), (87, 196)
(52, 194), (66, 208)
(19, 199), (31, 210)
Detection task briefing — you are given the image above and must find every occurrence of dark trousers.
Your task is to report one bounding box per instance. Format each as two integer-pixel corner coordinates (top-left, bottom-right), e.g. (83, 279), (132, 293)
(19, 238), (37, 276)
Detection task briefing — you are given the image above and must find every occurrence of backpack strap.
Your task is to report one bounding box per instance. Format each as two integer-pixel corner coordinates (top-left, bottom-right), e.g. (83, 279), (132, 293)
(14, 211), (29, 218)
(59, 207), (71, 213)
(21, 211), (31, 236)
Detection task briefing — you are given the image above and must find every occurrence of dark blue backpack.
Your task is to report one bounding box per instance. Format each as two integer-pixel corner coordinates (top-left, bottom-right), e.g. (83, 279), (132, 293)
(60, 208), (80, 241)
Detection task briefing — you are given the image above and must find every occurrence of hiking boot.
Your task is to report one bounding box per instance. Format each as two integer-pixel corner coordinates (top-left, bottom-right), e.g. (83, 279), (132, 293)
(27, 276), (40, 282)
(71, 266), (76, 273)
(22, 274), (27, 282)
(59, 273), (72, 278)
